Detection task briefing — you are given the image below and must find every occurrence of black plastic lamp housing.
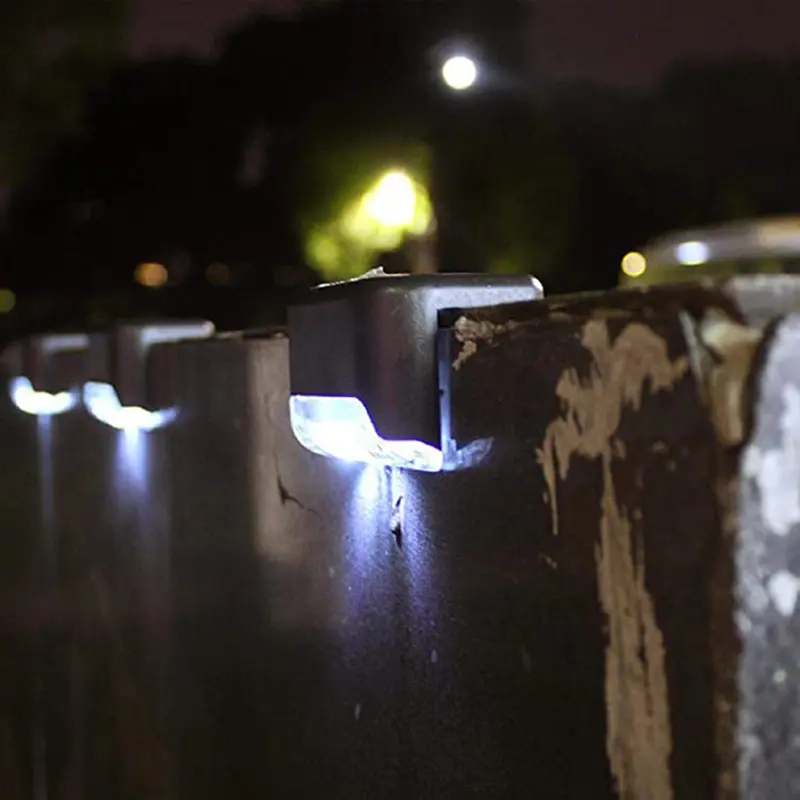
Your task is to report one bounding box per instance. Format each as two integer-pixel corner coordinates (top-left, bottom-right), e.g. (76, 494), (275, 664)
(288, 271), (542, 471)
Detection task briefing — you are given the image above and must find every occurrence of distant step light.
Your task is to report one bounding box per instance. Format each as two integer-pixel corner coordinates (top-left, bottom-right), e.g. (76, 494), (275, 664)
(83, 320), (214, 431)
(675, 240), (711, 266)
(2, 333), (90, 416)
(288, 270), (543, 472)
(10, 377), (76, 416)
(82, 381), (177, 432)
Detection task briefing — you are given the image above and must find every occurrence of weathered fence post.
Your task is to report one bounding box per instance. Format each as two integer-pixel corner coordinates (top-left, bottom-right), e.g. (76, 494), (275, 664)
(3, 276), (800, 797)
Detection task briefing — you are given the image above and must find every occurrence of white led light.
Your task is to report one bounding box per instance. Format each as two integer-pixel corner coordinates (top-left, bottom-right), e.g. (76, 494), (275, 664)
(289, 395), (444, 473)
(10, 377), (77, 416)
(675, 240), (711, 266)
(83, 382), (176, 431)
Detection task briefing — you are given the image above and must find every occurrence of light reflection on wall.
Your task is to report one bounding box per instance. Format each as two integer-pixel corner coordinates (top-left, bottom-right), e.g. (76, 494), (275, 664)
(345, 463), (387, 607)
(109, 412), (172, 729)
(36, 416), (56, 573)
(390, 468), (436, 629)
(114, 426), (150, 502)
(343, 464), (436, 632)
(248, 348), (345, 631)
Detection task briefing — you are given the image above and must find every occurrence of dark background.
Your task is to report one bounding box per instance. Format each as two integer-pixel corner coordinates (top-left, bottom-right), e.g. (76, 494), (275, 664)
(1, 0), (800, 334)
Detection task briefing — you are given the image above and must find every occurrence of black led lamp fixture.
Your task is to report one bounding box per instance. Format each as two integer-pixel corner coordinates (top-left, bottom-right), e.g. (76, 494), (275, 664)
(288, 271), (542, 472)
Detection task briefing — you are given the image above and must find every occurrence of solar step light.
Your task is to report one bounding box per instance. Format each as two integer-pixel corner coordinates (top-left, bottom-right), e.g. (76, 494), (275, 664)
(288, 271), (543, 472)
(82, 320), (214, 431)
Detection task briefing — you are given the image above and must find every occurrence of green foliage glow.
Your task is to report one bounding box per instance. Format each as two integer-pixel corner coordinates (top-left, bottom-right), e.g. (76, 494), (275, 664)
(296, 137), (433, 280)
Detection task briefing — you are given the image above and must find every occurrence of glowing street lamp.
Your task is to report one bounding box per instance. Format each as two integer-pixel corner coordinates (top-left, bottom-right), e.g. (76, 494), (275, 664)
(304, 168), (433, 281)
(363, 171), (418, 227)
(441, 55), (478, 91)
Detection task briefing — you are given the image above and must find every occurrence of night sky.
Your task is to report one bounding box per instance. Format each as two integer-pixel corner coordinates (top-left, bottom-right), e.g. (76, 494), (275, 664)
(133, 0), (800, 86)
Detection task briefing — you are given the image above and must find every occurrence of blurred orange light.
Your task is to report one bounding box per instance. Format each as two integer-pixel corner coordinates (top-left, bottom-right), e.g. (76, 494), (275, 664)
(134, 262), (168, 288)
(206, 262), (231, 285)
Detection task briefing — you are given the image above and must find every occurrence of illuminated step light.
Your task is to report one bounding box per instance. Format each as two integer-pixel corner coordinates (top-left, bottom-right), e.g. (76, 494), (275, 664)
(10, 377), (77, 416)
(290, 395), (444, 473)
(84, 320), (214, 431)
(2, 333), (90, 416)
(83, 382), (176, 431)
(288, 271), (543, 472)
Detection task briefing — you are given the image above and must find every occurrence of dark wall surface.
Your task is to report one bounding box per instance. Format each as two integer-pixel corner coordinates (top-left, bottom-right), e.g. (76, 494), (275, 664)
(3, 278), (800, 797)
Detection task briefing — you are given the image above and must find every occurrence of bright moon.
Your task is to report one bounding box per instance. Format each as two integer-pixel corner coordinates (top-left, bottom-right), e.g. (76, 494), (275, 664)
(441, 55), (478, 91)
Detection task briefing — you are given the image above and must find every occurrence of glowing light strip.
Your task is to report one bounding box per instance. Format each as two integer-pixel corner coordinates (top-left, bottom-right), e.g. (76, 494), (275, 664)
(289, 395), (443, 473)
(83, 382), (176, 431)
(10, 377), (77, 416)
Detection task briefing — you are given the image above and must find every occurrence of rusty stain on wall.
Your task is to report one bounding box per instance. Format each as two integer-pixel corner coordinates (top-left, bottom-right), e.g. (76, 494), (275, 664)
(538, 319), (687, 799)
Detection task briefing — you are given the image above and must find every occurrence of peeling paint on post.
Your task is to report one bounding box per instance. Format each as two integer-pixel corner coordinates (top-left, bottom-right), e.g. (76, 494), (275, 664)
(443, 287), (733, 797)
(451, 316), (519, 371)
(538, 320), (688, 535)
(538, 319), (687, 799)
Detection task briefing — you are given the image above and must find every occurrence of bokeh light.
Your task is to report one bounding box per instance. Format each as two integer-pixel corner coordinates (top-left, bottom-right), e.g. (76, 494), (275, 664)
(363, 171), (417, 227)
(134, 262), (168, 288)
(675, 240), (711, 266)
(621, 251), (647, 278)
(304, 168), (433, 281)
(206, 262), (231, 285)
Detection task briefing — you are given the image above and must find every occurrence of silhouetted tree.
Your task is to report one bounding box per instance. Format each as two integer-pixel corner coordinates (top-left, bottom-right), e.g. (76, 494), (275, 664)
(0, 0), (129, 189)
(642, 59), (800, 224)
(541, 58), (800, 291)
(6, 57), (218, 291)
(6, 0), (574, 294)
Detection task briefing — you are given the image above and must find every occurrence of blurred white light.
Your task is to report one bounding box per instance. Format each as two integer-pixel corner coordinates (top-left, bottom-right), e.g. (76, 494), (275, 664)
(83, 382), (175, 431)
(364, 171), (417, 228)
(675, 240), (711, 266)
(442, 55), (478, 91)
(289, 395), (443, 472)
(10, 377), (76, 416)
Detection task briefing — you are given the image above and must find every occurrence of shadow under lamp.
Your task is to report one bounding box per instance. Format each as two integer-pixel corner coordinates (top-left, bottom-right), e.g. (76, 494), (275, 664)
(288, 271), (543, 472)
(2, 333), (90, 416)
(83, 320), (214, 431)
